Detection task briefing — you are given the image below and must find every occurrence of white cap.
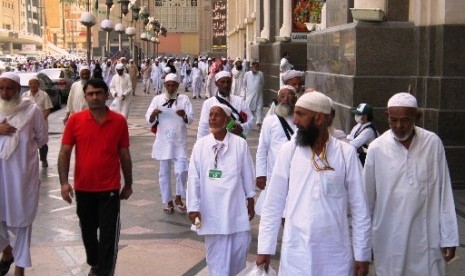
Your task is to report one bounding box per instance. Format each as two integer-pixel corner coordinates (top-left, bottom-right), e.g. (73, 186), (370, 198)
(210, 103), (232, 117)
(79, 65), (90, 73)
(387, 92), (418, 108)
(214, 71), (232, 82)
(0, 72), (20, 85)
(282, 70), (305, 83)
(278, 85), (296, 94)
(165, 73), (179, 83)
(29, 75), (39, 82)
(163, 67), (171, 74)
(207, 57), (212, 61)
(295, 91), (331, 115)
(115, 63), (125, 70)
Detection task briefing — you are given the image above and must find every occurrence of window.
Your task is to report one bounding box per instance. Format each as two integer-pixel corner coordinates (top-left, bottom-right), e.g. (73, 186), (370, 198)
(152, 0), (198, 32)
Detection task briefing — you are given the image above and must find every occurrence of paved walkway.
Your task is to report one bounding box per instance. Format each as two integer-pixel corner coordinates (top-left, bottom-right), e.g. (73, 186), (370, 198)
(15, 82), (465, 275)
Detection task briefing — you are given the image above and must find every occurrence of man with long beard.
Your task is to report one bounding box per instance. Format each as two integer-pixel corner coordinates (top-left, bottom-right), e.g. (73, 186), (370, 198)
(363, 92), (458, 275)
(255, 85), (297, 215)
(187, 103), (255, 276)
(63, 66), (91, 124)
(256, 92), (371, 275)
(0, 72), (48, 276)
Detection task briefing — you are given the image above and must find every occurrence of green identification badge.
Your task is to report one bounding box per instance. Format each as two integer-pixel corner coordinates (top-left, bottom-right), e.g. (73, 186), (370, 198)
(209, 169), (222, 179)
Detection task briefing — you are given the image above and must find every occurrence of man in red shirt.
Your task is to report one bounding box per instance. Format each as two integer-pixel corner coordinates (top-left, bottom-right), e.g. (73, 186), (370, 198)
(58, 78), (133, 276)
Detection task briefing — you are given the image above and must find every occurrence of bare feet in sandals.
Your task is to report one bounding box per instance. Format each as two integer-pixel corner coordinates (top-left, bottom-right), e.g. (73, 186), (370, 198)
(174, 196), (187, 214)
(164, 201), (175, 214)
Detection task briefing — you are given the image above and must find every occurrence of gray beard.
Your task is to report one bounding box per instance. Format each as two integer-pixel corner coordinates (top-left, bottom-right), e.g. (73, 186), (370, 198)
(275, 103), (293, 117)
(0, 96), (20, 116)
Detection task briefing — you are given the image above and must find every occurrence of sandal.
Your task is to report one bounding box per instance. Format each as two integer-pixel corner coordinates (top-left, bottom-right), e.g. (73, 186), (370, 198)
(0, 257), (14, 276)
(176, 204), (187, 214)
(163, 206), (174, 214)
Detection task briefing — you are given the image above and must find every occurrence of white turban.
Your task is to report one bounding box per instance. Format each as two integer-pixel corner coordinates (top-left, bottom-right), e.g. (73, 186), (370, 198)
(295, 91), (331, 115)
(0, 72), (20, 85)
(215, 71), (232, 82)
(115, 63), (125, 70)
(210, 103), (232, 117)
(387, 92), (418, 108)
(278, 85), (297, 94)
(165, 73), (179, 83)
(282, 70), (305, 83)
(79, 65), (90, 73)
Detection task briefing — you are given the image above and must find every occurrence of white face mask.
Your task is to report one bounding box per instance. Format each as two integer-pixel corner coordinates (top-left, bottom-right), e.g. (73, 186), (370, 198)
(354, 115), (363, 124)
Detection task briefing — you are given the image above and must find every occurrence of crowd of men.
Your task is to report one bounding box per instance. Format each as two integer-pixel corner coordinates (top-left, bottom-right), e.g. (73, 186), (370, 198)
(0, 52), (460, 276)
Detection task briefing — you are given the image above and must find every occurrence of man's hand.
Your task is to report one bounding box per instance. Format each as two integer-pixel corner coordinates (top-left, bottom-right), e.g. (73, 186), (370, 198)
(149, 109), (162, 123)
(120, 185), (133, 200)
(247, 198), (255, 221)
(255, 254), (271, 272)
(176, 109), (186, 118)
(442, 247), (456, 262)
(229, 124), (243, 135)
(188, 212), (201, 224)
(256, 176), (267, 190)
(354, 261), (369, 276)
(0, 119), (16, 136)
(61, 183), (74, 204)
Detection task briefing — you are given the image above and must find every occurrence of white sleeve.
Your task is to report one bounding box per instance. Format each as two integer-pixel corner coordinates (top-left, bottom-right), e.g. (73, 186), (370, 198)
(187, 142), (201, 212)
(256, 118), (271, 177)
(241, 142), (256, 198)
(349, 127), (376, 149)
(145, 98), (158, 125)
(197, 101), (210, 139)
(183, 96), (195, 125)
(240, 99), (254, 137)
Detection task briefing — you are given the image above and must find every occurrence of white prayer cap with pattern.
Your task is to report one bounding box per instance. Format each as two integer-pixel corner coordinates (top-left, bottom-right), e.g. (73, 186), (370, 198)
(165, 73), (179, 83)
(0, 72), (20, 85)
(214, 71), (232, 82)
(295, 91), (331, 115)
(282, 70), (305, 83)
(387, 92), (418, 108)
(211, 103), (232, 117)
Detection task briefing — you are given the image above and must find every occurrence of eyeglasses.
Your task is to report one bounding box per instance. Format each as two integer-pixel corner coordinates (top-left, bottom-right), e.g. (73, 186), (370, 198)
(311, 145), (334, 172)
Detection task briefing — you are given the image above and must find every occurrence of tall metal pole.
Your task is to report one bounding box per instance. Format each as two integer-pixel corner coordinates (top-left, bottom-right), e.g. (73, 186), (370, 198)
(86, 26), (92, 66)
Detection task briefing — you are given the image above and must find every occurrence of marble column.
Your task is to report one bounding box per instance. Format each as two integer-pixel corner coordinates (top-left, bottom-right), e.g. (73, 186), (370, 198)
(259, 0), (270, 41)
(277, 0), (292, 40)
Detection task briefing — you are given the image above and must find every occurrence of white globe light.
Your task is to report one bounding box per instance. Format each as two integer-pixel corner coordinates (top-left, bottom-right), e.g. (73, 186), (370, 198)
(140, 32), (147, 40)
(114, 23), (125, 33)
(101, 19), (114, 31)
(125, 26), (136, 36)
(80, 12), (96, 27)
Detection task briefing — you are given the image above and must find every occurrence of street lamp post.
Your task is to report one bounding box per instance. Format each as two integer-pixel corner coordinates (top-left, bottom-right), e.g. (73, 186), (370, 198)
(114, 23), (125, 51)
(139, 6), (149, 60)
(130, 2), (140, 61)
(125, 26), (136, 58)
(101, 19), (114, 58)
(80, 12), (96, 66)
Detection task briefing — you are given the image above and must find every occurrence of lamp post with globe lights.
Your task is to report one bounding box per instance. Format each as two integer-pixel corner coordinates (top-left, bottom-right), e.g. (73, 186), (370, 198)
(80, 12), (96, 66)
(139, 6), (150, 60)
(125, 26), (136, 58)
(101, 19), (114, 58)
(114, 23), (125, 51)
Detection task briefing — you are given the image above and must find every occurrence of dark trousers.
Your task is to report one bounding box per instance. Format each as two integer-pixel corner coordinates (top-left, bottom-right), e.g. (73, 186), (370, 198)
(39, 144), (48, 162)
(76, 190), (120, 276)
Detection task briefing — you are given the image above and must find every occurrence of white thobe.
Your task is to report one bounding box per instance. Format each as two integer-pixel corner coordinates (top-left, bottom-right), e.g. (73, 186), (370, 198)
(22, 89), (53, 131)
(258, 137), (372, 275)
(0, 99), (48, 227)
(66, 81), (88, 114)
(242, 71), (264, 124)
(187, 132), (256, 235)
(204, 74), (217, 98)
(151, 64), (163, 94)
(181, 62), (191, 88)
(190, 67), (203, 97)
(197, 94), (253, 139)
(145, 93), (194, 161)
(231, 67), (244, 97)
(255, 114), (295, 215)
(109, 73), (133, 118)
(363, 127), (459, 276)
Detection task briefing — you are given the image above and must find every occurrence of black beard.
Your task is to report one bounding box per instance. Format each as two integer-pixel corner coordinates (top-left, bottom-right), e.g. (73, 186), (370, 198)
(236, 65), (243, 70)
(295, 118), (319, 148)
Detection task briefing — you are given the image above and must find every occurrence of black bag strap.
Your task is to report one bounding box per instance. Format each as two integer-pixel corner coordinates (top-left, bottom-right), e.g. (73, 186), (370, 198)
(215, 95), (245, 123)
(277, 116), (294, 141)
(162, 93), (178, 108)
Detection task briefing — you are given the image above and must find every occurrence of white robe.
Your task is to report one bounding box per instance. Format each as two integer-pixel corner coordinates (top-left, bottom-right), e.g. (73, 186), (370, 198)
(197, 94), (254, 139)
(190, 67), (203, 97)
(231, 67), (244, 97)
(66, 81), (88, 114)
(279, 57), (293, 88)
(257, 137), (371, 275)
(241, 71), (264, 124)
(187, 132), (255, 235)
(0, 99), (48, 227)
(255, 114), (295, 215)
(109, 73), (133, 118)
(363, 127), (459, 276)
(145, 93), (194, 160)
(151, 64), (163, 93)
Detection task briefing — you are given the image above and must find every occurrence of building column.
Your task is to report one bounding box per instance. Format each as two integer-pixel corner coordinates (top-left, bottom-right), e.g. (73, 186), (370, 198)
(277, 0), (292, 40)
(8, 42), (14, 54)
(259, 0), (270, 41)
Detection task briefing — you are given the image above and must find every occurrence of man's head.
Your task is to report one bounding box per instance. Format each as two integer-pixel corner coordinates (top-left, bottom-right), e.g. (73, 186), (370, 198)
(0, 72), (22, 116)
(282, 70), (305, 93)
(79, 66), (91, 81)
(164, 73), (179, 95)
(209, 103), (231, 135)
(282, 52), (289, 59)
(387, 92), (420, 142)
(275, 85), (297, 117)
(129, 59), (134, 65)
(351, 103), (373, 124)
(293, 91), (332, 148)
(115, 63), (125, 75)
(83, 78), (109, 110)
(28, 76), (40, 94)
(251, 61), (259, 73)
(215, 71), (232, 97)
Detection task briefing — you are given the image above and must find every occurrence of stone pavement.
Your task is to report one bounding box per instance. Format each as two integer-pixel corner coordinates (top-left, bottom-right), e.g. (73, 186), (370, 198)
(15, 82), (465, 275)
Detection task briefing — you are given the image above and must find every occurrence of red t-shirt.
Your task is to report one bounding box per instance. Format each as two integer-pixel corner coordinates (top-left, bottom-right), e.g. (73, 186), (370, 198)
(62, 109), (130, 192)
